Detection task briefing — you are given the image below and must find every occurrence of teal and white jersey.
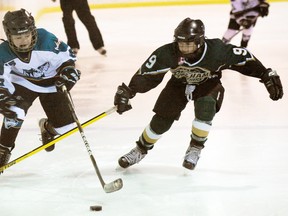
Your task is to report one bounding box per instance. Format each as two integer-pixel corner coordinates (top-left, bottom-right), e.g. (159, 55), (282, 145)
(0, 28), (76, 94)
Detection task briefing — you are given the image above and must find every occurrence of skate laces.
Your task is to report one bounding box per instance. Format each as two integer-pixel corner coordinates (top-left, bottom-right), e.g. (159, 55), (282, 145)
(184, 146), (201, 164)
(122, 147), (146, 165)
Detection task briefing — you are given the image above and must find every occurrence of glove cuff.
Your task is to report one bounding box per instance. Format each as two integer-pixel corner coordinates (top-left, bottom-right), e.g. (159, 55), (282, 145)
(121, 83), (136, 99)
(261, 68), (278, 82)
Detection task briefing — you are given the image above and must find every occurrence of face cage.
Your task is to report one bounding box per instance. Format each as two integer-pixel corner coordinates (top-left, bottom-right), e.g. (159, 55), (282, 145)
(8, 29), (37, 53)
(178, 42), (198, 55)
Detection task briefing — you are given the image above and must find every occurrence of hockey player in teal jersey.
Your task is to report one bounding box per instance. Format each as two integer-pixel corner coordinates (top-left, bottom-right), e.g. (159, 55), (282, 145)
(114, 17), (283, 170)
(0, 9), (81, 172)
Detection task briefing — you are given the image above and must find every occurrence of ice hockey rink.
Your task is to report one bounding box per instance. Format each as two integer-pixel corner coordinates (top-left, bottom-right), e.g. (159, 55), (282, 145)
(0, 1), (288, 216)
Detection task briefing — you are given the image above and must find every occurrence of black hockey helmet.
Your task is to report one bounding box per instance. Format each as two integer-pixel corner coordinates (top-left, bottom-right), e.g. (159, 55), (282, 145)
(2, 8), (37, 52)
(174, 18), (205, 48)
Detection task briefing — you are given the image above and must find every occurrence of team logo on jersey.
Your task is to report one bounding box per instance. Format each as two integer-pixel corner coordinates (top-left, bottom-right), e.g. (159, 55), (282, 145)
(171, 66), (211, 85)
(8, 61), (50, 79)
(24, 62), (50, 78)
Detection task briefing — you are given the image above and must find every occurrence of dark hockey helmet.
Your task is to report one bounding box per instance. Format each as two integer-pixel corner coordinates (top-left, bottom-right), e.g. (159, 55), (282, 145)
(2, 8), (37, 52)
(174, 18), (205, 48)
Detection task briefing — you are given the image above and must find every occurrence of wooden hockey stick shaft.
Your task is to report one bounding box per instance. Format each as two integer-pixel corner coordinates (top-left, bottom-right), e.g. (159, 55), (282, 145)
(61, 86), (122, 193)
(0, 106), (117, 173)
(233, 4), (260, 17)
(225, 13), (261, 43)
(225, 28), (244, 42)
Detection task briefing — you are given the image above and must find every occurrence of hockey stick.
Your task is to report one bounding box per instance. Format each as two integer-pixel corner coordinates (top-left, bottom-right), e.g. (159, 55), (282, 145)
(225, 12), (261, 43)
(61, 85), (123, 193)
(233, 4), (261, 17)
(0, 106), (117, 173)
(225, 28), (244, 43)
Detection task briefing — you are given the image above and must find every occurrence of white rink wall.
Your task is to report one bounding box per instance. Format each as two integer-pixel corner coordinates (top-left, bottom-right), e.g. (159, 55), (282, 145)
(0, 0), (285, 19)
(0, 0), (228, 38)
(0, 0), (229, 15)
(0, 0), (284, 37)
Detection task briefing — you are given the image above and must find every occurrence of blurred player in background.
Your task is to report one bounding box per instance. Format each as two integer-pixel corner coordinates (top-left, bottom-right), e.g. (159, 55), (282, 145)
(52, 0), (106, 56)
(113, 17), (283, 170)
(0, 9), (81, 172)
(222, 0), (270, 47)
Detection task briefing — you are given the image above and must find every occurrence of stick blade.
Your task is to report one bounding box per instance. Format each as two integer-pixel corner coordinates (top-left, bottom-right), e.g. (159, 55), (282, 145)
(103, 178), (123, 193)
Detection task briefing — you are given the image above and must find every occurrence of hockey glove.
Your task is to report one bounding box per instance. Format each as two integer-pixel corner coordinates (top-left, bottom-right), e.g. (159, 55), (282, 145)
(258, 2), (269, 17)
(260, 68), (283, 101)
(0, 88), (19, 119)
(238, 17), (256, 29)
(114, 83), (134, 114)
(55, 67), (81, 92)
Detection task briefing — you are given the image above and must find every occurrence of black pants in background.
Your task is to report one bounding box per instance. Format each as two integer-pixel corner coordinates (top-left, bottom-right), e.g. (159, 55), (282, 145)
(60, 0), (104, 50)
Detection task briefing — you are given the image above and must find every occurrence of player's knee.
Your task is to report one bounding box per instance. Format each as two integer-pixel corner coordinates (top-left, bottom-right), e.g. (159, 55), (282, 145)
(0, 118), (22, 150)
(3, 117), (23, 129)
(150, 114), (174, 134)
(194, 96), (216, 121)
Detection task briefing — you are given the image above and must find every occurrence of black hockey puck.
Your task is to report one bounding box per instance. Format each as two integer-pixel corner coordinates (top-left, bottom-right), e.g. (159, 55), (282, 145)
(90, 205), (102, 211)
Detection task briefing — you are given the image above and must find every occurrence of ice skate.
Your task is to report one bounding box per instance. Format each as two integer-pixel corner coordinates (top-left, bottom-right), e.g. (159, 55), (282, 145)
(97, 47), (106, 55)
(182, 145), (202, 170)
(72, 48), (79, 56)
(118, 146), (147, 168)
(39, 118), (56, 152)
(0, 144), (11, 173)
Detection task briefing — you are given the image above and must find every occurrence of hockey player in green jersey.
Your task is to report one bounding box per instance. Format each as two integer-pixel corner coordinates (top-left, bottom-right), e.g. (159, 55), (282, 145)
(113, 17), (283, 170)
(0, 9), (81, 172)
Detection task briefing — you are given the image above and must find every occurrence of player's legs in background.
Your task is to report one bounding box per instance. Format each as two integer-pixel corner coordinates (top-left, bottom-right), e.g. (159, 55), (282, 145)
(60, 0), (80, 51)
(74, 0), (106, 54)
(222, 18), (241, 45)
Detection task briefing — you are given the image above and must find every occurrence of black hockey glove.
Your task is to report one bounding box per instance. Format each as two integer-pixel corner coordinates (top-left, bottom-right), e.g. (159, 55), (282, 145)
(258, 2), (269, 17)
(114, 83), (135, 114)
(0, 88), (19, 119)
(55, 67), (81, 92)
(260, 68), (283, 101)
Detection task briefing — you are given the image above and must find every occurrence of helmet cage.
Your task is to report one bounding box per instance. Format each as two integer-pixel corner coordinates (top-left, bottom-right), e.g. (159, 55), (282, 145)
(2, 8), (37, 52)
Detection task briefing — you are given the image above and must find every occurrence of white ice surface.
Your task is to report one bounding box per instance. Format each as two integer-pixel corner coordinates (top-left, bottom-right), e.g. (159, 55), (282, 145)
(1, 3), (288, 216)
